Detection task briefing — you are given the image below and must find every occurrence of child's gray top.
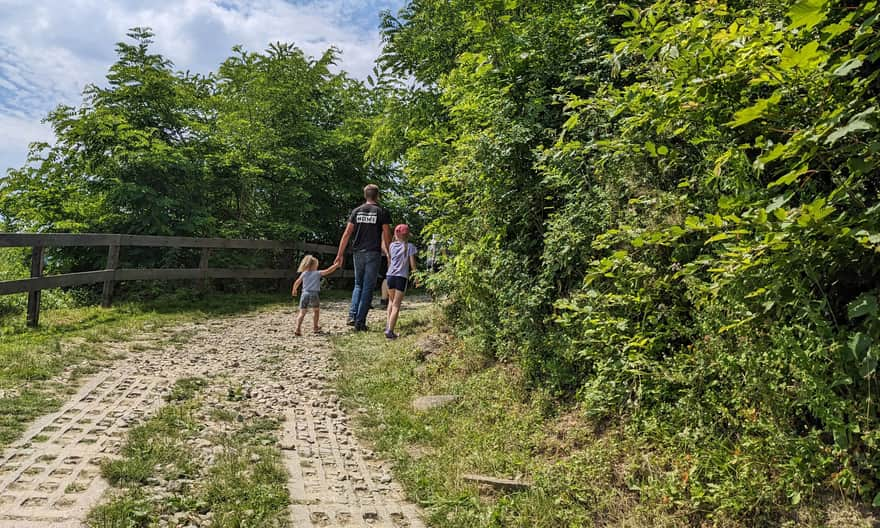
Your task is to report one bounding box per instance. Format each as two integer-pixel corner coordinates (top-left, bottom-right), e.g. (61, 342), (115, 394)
(301, 271), (322, 293)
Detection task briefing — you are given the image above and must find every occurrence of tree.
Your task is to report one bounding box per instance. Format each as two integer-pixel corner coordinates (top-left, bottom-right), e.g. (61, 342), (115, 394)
(0, 28), (385, 274)
(371, 0), (880, 522)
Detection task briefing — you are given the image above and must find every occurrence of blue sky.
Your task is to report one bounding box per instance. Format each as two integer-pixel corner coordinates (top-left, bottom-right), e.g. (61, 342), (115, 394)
(0, 0), (406, 174)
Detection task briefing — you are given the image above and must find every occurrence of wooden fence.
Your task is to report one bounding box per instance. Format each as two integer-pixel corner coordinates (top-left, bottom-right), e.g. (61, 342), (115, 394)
(0, 233), (349, 327)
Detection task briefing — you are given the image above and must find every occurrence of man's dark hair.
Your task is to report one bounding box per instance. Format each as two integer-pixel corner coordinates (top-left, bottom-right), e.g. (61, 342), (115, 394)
(364, 184), (380, 201)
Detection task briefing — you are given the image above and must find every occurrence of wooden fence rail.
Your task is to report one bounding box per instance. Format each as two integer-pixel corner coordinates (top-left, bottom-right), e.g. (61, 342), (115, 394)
(0, 233), (349, 327)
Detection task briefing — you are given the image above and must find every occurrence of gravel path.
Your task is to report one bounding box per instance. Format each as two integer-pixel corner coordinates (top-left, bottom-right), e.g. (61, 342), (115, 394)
(0, 301), (425, 528)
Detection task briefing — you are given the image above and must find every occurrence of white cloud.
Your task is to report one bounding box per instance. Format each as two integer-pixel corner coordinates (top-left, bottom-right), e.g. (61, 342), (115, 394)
(0, 115), (53, 176)
(0, 0), (403, 172)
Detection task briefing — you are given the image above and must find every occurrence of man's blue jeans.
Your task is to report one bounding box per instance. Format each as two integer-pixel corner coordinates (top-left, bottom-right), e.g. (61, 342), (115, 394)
(349, 251), (381, 326)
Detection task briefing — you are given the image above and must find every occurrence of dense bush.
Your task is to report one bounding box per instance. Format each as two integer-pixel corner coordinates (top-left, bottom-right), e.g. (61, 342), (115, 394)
(374, 0), (880, 521)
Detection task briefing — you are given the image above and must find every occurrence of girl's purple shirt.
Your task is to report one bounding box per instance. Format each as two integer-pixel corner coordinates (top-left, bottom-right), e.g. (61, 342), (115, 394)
(387, 241), (417, 278)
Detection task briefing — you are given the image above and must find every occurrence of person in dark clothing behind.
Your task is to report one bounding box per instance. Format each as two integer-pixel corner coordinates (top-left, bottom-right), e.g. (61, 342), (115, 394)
(377, 255), (389, 308)
(334, 184), (392, 331)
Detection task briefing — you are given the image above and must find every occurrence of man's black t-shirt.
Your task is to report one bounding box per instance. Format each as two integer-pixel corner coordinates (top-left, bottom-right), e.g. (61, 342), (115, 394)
(348, 203), (391, 252)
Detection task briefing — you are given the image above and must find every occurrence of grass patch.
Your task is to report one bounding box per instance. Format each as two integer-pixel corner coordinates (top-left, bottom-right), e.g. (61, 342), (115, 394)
(231, 416), (280, 446)
(334, 303), (556, 527)
(209, 407), (237, 422)
(90, 380), (290, 527)
(88, 490), (155, 528)
(165, 377), (210, 402)
(0, 387), (61, 445)
(92, 398), (203, 528)
(333, 304), (879, 528)
(101, 403), (201, 485)
(202, 445), (289, 527)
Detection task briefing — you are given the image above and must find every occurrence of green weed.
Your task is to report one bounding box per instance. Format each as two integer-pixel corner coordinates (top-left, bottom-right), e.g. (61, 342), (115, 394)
(202, 446), (290, 528)
(209, 407), (237, 422)
(165, 377), (209, 402)
(101, 403), (200, 485)
(87, 491), (155, 528)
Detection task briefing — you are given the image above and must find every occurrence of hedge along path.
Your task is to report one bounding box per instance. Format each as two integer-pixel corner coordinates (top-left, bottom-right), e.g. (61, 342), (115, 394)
(0, 301), (425, 528)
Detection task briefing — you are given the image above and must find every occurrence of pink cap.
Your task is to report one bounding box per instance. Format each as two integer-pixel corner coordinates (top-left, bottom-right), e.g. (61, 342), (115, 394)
(394, 224), (410, 237)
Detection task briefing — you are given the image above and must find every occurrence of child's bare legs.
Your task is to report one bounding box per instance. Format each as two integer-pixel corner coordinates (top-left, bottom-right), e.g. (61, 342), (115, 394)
(385, 289), (397, 329)
(312, 307), (321, 332)
(387, 290), (405, 334)
(295, 308), (307, 336)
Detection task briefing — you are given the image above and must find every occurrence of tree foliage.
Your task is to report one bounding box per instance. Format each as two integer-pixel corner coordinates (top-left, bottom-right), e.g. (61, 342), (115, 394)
(0, 28), (385, 273)
(375, 0), (880, 522)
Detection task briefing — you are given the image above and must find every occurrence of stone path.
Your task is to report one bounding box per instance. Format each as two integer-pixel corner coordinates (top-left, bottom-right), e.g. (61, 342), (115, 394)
(0, 301), (425, 528)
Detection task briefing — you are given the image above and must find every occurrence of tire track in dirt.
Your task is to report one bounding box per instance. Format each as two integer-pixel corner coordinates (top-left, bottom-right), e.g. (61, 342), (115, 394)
(0, 301), (425, 528)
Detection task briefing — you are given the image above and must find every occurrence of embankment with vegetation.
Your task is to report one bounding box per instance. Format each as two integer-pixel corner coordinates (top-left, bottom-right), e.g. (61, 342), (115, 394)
(335, 303), (876, 527)
(366, 0), (880, 525)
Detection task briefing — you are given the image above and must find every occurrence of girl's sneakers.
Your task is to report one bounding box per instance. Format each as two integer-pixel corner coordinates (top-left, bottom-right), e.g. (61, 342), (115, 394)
(384, 329), (398, 339)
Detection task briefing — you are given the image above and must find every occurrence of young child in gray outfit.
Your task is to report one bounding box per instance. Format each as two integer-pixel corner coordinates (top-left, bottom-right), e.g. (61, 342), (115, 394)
(292, 255), (339, 336)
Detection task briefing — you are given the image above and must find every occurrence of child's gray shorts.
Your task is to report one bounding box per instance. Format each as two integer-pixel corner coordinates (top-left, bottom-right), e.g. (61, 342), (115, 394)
(299, 292), (320, 309)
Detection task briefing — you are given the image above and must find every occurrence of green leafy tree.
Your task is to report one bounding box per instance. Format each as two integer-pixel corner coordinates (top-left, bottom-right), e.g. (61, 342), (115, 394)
(209, 43), (379, 241)
(1, 28), (385, 275)
(374, 0), (880, 522)
(1, 28), (212, 237)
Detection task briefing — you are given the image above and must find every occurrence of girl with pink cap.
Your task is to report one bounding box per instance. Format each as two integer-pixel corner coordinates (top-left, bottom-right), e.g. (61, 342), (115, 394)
(385, 224), (418, 339)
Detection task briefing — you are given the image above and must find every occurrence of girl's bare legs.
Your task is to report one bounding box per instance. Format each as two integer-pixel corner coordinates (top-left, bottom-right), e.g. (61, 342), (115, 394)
(295, 309), (306, 336)
(313, 307), (321, 332)
(388, 290), (405, 334)
(385, 289), (396, 330)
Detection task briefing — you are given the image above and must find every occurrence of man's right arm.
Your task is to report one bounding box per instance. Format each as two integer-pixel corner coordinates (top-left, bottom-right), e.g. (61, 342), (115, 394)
(335, 223), (355, 267)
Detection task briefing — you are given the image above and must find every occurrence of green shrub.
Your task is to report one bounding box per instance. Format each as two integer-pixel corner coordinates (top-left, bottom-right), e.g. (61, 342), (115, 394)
(376, 0), (880, 521)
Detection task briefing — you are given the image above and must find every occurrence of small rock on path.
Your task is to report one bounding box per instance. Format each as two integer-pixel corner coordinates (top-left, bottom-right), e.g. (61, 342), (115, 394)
(412, 395), (459, 412)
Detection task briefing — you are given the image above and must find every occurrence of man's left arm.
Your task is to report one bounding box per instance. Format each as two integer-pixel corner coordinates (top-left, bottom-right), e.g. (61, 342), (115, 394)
(335, 223), (355, 267)
(382, 224), (392, 257)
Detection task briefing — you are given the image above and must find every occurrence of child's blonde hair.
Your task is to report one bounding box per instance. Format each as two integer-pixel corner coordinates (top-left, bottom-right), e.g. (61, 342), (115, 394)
(297, 255), (319, 272)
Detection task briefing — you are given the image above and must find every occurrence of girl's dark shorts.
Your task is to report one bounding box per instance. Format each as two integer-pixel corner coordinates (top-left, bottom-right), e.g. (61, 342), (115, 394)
(387, 276), (408, 292)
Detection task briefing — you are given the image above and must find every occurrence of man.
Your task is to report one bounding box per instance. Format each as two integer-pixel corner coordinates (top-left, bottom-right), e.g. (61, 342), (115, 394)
(426, 234), (439, 272)
(334, 184), (392, 331)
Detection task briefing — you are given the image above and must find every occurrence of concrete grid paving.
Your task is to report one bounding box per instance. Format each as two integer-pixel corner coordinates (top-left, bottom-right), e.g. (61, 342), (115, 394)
(0, 301), (425, 527)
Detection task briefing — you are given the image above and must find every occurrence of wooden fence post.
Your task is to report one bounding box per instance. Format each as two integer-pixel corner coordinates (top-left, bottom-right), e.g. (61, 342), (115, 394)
(101, 244), (120, 308)
(26, 245), (44, 327)
(199, 248), (211, 291)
